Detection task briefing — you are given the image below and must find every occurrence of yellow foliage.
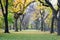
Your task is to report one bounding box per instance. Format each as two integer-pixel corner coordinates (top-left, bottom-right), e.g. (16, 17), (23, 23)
(31, 11), (40, 21)
(13, 0), (34, 13)
(45, 8), (52, 26)
(0, 10), (3, 16)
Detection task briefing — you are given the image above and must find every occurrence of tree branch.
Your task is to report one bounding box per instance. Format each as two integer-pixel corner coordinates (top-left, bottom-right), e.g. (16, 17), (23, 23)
(45, 0), (52, 8)
(15, 2), (23, 8)
(22, 1), (36, 13)
(5, 0), (8, 15)
(58, 0), (60, 8)
(0, 0), (5, 16)
(38, 0), (54, 10)
(25, 1), (35, 8)
(38, 0), (49, 7)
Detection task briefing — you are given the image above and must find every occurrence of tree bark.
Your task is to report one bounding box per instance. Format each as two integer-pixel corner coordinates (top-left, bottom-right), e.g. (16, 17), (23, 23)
(4, 0), (9, 33)
(20, 16), (22, 31)
(15, 19), (18, 32)
(57, 9), (60, 35)
(41, 17), (44, 31)
(20, 15), (22, 31)
(13, 22), (15, 30)
(57, 21), (60, 35)
(40, 10), (44, 31)
(50, 9), (57, 33)
(50, 16), (54, 33)
(4, 15), (9, 33)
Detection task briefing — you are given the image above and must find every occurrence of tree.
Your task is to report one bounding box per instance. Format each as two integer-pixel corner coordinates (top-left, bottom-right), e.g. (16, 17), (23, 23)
(40, 10), (45, 31)
(38, 0), (58, 33)
(0, 0), (9, 33)
(12, 0), (36, 31)
(57, 0), (60, 35)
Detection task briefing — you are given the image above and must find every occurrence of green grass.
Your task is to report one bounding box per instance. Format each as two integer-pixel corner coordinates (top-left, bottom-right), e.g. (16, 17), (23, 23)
(0, 30), (60, 40)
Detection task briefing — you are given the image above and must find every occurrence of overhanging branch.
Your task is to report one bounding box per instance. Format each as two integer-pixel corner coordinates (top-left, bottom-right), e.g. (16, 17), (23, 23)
(0, 0), (5, 15)
(23, 1), (36, 13)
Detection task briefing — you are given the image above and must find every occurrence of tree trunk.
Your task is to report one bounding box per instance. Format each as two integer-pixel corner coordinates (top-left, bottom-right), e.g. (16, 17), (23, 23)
(20, 15), (23, 31)
(57, 9), (60, 35)
(50, 9), (57, 33)
(20, 24), (21, 31)
(57, 21), (60, 35)
(13, 23), (15, 30)
(41, 15), (44, 31)
(0, 0), (9, 33)
(4, 15), (9, 33)
(20, 17), (22, 31)
(20, 15), (25, 31)
(35, 18), (40, 30)
(10, 25), (11, 30)
(50, 16), (54, 33)
(35, 22), (38, 30)
(15, 19), (18, 32)
(40, 10), (44, 31)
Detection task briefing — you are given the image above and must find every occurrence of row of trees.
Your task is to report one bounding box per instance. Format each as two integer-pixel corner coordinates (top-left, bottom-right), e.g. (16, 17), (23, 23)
(0, 0), (60, 35)
(0, 0), (36, 33)
(38, 0), (60, 35)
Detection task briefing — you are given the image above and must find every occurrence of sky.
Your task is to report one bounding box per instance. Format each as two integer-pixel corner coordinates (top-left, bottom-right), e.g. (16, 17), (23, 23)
(49, 0), (58, 9)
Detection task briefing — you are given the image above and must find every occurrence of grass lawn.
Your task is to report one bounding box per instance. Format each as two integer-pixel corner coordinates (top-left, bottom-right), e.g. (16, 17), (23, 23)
(0, 30), (60, 40)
